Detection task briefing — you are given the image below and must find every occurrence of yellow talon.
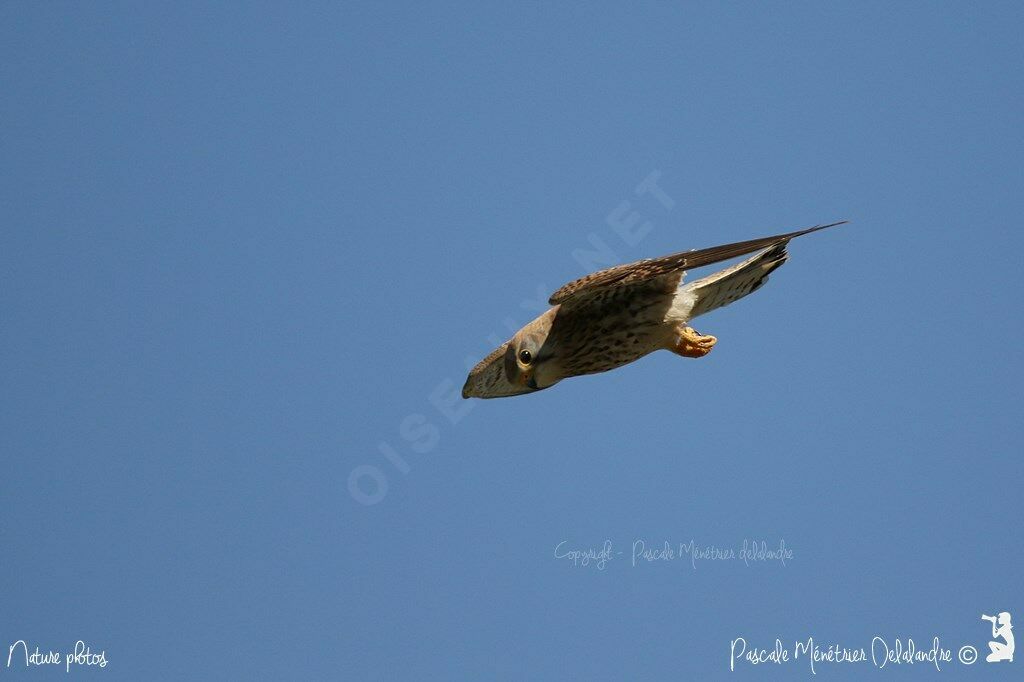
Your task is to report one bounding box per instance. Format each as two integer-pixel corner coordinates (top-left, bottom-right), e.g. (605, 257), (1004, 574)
(672, 326), (717, 358)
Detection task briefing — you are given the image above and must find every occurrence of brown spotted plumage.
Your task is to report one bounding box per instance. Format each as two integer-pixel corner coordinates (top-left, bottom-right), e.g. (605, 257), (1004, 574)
(462, 222), (846, 399)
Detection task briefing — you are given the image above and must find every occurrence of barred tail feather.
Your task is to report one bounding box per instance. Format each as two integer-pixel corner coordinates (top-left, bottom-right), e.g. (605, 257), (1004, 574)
(678, 242), (789, 320)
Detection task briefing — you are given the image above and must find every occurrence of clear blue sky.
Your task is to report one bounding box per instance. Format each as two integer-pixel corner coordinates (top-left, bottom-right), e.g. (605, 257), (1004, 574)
(2, 3), (1022, 679)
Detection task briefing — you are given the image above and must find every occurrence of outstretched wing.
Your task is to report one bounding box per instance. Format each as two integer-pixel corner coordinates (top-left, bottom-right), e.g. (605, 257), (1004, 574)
(548, 221), (847, 308)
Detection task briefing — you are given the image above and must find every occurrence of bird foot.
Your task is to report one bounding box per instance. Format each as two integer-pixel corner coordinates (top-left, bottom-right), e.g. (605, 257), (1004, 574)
(672, 326), (717, 358)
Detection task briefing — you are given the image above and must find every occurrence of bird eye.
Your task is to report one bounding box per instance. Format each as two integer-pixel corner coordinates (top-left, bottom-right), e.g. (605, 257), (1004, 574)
(518, 349), (533, 365)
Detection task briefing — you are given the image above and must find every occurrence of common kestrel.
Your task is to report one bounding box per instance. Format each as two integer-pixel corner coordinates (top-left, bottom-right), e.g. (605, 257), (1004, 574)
(462, 221), (846, 399)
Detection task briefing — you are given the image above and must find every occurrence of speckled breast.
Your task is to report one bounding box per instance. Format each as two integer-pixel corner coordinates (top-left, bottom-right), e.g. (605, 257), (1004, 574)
(550, 279), (677, 377)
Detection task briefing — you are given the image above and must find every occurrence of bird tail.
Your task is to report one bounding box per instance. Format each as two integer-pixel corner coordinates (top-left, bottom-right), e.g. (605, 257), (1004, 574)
(679, 241), (790, 320)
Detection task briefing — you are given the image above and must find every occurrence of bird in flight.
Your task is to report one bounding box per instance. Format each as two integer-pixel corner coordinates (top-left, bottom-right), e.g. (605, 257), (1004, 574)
(462, 221), (847, 399)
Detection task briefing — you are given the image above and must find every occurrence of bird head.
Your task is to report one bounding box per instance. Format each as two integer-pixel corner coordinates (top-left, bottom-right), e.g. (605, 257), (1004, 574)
(462, 307), (561, 399)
